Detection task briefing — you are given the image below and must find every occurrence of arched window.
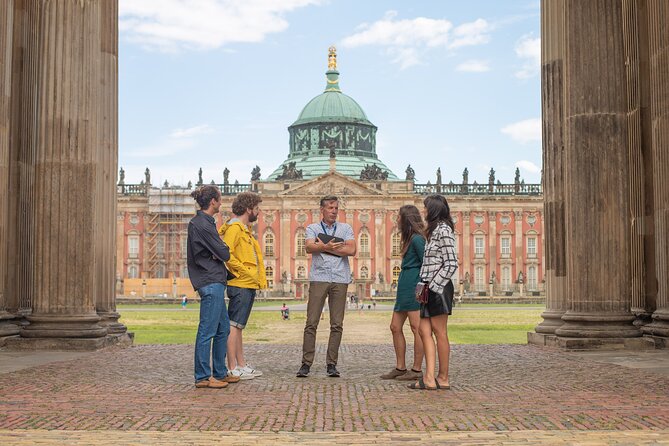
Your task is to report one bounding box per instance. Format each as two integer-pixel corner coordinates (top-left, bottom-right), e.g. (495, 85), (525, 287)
(359, 232), (370, 256)
(475, 266), (485, 291)
(297, 266), (306, 279)
(265, 266), (274, 288)
(501, 267), (511, 290)
(392, 266), (401, 285)
(296, 229), (306, 257)
(128, 265), (139, 279)
(264, 231), (275, 257)
(528, 266), (537, 290)
(391, 232), (401, 257)
(360, 265), (369, 279)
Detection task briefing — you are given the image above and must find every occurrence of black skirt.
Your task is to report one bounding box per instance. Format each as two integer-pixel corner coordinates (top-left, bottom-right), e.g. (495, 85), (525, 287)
(420, 280), (454, 318)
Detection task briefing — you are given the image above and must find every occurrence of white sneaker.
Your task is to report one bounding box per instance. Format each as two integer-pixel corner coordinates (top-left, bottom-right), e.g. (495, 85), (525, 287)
(241, 364), (263, 377)
(228, 367), (254, 380)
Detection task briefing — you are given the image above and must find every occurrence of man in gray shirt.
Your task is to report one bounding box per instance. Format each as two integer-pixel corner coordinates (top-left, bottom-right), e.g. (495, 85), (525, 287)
(297, 195), (356, 378)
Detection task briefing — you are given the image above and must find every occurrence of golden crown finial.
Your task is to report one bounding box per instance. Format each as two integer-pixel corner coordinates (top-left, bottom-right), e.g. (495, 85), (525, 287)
(328, 46), (337, 70)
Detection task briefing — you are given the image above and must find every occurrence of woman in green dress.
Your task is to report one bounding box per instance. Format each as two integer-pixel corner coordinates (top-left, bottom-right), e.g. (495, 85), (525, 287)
(380, 205), (426, 381)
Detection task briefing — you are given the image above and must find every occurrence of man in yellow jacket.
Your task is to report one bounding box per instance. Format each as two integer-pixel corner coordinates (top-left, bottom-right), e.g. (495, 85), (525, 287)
(218, 192), (267, 380)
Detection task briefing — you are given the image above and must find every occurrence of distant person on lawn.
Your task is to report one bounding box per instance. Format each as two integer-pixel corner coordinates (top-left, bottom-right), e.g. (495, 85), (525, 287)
(187, 185), (240, 389)
(218, 192), (267, 381)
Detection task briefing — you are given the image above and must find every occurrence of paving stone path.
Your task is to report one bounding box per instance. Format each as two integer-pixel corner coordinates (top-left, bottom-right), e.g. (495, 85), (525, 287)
(1, 344), (668, 444)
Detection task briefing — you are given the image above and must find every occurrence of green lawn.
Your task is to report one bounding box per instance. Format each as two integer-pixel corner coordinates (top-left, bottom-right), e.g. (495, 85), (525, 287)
(119, 304), (543, 345)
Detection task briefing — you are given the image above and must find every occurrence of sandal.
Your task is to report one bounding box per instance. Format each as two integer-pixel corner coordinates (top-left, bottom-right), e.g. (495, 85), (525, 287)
(435, 379), (451, 390)
(407, 377), (437, 390)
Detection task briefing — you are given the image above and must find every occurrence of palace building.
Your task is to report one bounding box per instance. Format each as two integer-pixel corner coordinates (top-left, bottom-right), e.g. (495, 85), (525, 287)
(116, 48), (544, 299)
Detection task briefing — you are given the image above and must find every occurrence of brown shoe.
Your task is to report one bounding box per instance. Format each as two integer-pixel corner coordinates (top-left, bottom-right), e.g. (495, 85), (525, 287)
(207, 377), (229, 389)
(396, 369), (423, 381)
(195, 380), (211, 388)
(221, 375), (240, 384)
(380, 368), (407, 379)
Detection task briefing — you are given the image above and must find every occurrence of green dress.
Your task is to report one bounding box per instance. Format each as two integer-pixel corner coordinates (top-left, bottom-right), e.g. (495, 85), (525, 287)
(394, 234), (426, 312)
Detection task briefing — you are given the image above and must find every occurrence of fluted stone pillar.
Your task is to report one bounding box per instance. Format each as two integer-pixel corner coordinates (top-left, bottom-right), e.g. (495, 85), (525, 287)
(644, 1), (669, 337)
(0, 0), (21, 338)
(19, 1), (109, 343)
(555, 0), (640, 341)
(535, 0), (568, 335)
(95, 0), (126, 335)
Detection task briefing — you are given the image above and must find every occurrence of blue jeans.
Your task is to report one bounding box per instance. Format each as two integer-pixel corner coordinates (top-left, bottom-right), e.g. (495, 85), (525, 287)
(194, 282), (230, 382)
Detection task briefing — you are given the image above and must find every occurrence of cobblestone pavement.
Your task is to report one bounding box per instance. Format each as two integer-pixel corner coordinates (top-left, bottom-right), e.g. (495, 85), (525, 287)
(0, 344), (668, 444)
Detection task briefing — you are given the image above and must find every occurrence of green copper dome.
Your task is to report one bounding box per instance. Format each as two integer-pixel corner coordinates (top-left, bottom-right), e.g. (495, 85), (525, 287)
(291, 70), (373, 126)
(268, 47), (398, 182)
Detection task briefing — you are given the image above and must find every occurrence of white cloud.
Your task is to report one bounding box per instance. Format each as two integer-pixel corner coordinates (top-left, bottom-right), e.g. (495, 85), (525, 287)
(514, 34), (540, 79)
(341, 11), (491, 69)
(170, 124), (214, 139)
(501, 118), (541, 144)
(119, 0), (320, 52)
(456, 59), (490, 72)
(515, 160), (541, 174)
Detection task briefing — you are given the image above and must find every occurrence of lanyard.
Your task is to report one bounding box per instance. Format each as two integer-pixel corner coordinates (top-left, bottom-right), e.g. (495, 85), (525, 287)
(320, 221), (336, 236)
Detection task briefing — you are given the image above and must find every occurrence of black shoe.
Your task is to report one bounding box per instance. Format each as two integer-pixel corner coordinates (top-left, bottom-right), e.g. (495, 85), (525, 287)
(296, 363), (310, 377)
(327, 364), (340, 377)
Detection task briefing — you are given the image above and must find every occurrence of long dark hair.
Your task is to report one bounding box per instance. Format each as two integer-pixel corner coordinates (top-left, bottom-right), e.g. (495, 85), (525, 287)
(423, 194), (454, 241)
(398, 205), (424, 256)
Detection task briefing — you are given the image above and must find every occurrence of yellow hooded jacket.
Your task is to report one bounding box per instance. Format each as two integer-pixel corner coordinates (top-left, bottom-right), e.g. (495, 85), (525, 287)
(219, 218), (267, 290)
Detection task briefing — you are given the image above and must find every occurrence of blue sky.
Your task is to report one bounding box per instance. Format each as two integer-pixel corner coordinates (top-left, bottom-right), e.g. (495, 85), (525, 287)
(119, 0), (541, 186)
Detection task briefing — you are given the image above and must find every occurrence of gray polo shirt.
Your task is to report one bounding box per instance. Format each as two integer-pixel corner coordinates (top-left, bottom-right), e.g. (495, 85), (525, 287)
(306, 221), (355, 284)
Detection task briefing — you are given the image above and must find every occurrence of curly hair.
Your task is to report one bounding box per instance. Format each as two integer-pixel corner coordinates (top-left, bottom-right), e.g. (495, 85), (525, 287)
(190, 185), (221, 209)
(231, 192), (263, 216)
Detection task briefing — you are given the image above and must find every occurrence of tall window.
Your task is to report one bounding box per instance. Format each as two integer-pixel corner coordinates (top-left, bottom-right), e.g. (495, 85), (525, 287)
(501, 237), (511, 258)
(391, 232), (401, 257)
(359, 233), (370, 256)
(181, 265), (189, 279)
(156, 236), (165, 255)
(453, 233), (459, 256)
(264, 232), (274, 257)
(392, 266), (401, 285)
(475, 236), (485, 258)
(128, 236), (139, 258)
(180, 236), (187, 258)
(475, 266), (485, 291)
(156, 264), (166, 279)
(360, 265), (369, 279)
(296, 229), (306, 257)
(128, 265), (139, 279)
(265, 266), (274, 288)
(502, 267), (511, 290)
(297, 266), (306, 279)
(527, 237), (537, 258)
(528, 266), (537, 290)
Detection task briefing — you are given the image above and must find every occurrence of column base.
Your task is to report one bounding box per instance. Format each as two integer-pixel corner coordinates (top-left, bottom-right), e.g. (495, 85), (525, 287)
(554, 311), (641, 338)
(0, 311), (21, 337)
(642, 309), (669, 337)
(633, 311), (653, 327)
(97, 311), (128, 335)
(534, 309), (565, 334)
(528, 332), (657, 350)
(3, 332), (134, 351)
(22, 313), (107, 339)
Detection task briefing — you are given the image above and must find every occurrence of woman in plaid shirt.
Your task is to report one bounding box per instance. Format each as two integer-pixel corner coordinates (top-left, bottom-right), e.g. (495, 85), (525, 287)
(409, 194), (458, 390)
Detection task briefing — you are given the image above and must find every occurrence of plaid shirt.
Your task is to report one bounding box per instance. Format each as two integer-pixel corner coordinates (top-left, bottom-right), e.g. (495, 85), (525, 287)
(419, 222), (458, 294)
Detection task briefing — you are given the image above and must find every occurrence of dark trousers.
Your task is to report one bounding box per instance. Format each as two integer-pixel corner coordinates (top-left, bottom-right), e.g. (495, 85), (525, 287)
(301, 281), (348, 366)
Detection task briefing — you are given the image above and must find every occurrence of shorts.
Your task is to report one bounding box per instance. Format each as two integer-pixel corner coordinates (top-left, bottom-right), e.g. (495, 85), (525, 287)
(227, 286), (256, 329)
(420, 281), (454, 318)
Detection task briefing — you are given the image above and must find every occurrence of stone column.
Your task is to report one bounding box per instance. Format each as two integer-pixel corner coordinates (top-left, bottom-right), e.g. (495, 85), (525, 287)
(488, 211), (497, 296)
(514, 210), (523, 293)
(20, 0), (109, 343)
(0, 0), (20, 338)
(555, 0), (640, 340)
(644, 1), (669, 337)
(622, 0), (656, 327)
(535, 0), (568, 335)
(462, 211), (470, 290)
(95, 0), (126, 335)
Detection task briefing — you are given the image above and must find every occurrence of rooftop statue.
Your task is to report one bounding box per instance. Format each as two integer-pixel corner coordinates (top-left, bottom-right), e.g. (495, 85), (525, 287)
(251, 165), (261, 182)
(405, 164), (415, 181)
(277, 162), (303, 181)
(360, 163), (388, 181)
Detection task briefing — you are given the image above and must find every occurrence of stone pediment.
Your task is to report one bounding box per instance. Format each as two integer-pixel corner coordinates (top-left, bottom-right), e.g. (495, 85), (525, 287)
(279, 172), (384, 196)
